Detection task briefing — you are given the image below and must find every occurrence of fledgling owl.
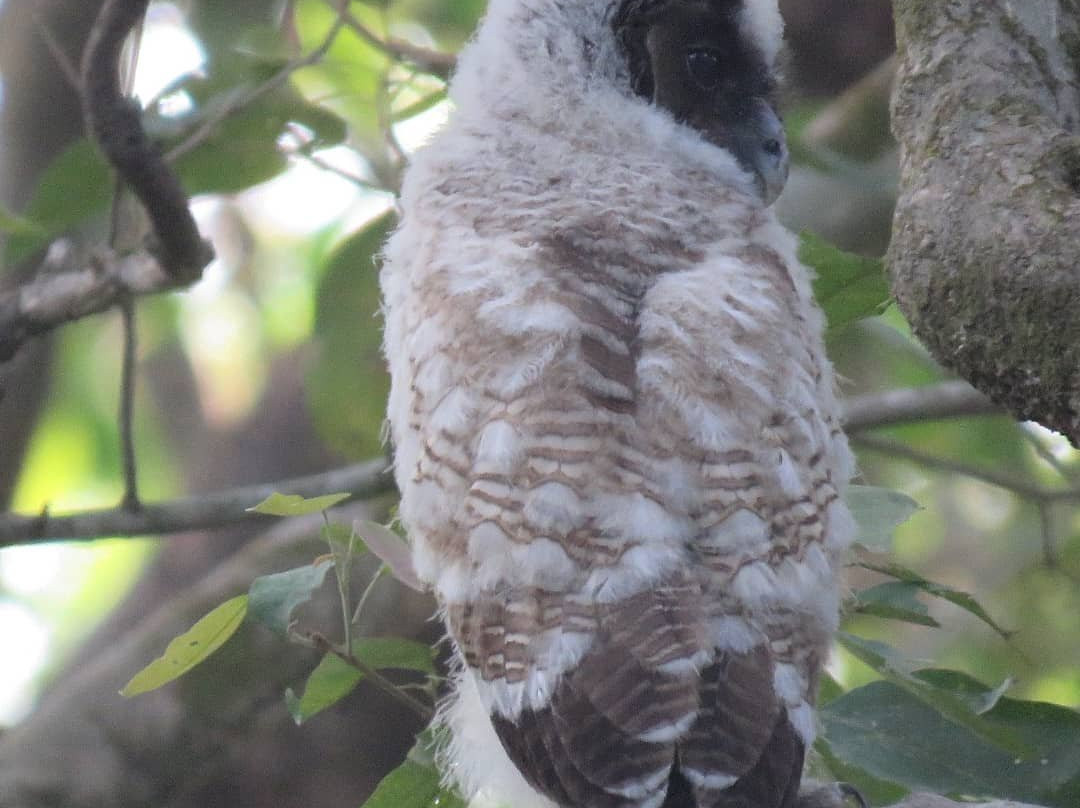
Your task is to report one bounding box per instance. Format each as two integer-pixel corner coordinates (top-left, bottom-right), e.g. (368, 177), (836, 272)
(380, 1), (856, 807)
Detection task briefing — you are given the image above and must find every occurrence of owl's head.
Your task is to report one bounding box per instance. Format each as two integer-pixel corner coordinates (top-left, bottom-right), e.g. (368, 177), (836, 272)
(613, 0), (788, 203)
(451, 0), (789, 204)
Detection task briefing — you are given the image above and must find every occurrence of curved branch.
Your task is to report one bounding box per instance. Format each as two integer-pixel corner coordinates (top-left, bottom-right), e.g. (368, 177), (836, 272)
(887, 0), (1080, 443)
(0, 458), (393, 546)
(842, 380), (1000, 432)
(80, 0), (212, 280)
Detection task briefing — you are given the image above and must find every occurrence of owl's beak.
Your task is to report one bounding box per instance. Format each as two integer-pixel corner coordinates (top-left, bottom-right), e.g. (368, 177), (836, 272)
(725, 98), (789, 206)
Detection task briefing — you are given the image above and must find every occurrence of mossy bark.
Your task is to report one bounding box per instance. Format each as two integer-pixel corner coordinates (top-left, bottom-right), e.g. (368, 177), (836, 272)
(888, 0), (1080, 442)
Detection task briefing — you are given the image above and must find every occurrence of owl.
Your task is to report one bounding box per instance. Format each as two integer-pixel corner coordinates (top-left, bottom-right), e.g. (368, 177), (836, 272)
(380, 1), (856, 807)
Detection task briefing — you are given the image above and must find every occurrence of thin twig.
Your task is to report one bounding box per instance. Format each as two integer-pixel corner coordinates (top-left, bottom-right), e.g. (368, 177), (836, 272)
(288, 144), (386, 192)
(32, 11), (83, 90)
(854, 434), (1080, 503)
(307, 631), (434, 721)
(119, 296), (140, 510)
(0, 458), (393, 546)
(351, 566), (387, 626)
(321, 0), (456, 80)
(166, 0), (351, 164)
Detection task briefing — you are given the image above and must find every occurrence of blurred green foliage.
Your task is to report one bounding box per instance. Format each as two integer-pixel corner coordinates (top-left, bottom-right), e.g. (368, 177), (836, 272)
(2, 0), (1079, 804)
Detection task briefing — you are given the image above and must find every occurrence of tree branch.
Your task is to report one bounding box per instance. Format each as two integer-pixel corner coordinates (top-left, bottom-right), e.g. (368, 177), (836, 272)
(888, 0), (1080, 443)
(0, 381), (1014, 546)
(80, 0), (212, 280)
(0, 458), (393, 546)
(854, 433), (1080, 503)
(842, 380), (1000, 432)
(0, 247), (178, 361)
(0, 0), (358, 364)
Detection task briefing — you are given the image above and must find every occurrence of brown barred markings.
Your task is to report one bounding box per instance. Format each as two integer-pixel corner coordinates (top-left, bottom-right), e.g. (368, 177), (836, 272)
(488, 633), (807, 808)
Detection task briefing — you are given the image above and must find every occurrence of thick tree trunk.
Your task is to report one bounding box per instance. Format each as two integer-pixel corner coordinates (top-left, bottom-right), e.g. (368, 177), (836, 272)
(887, 0), (1080, 442)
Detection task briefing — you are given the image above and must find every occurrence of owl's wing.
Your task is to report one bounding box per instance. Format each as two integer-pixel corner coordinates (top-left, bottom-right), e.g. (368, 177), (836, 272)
(480, 596), (805, 808)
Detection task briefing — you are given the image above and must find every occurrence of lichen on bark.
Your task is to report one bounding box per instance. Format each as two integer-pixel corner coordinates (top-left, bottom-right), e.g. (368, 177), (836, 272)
(887, 0), (1080, 442)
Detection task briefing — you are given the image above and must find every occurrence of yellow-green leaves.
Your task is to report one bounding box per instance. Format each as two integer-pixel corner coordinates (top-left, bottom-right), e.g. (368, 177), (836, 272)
(247, 491), (351, 517)
(120, 594), (248, 697)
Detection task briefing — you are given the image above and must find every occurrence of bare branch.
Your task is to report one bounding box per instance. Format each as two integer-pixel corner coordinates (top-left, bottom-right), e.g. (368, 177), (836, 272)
(0, 0), (360, 363)
(81, 0), (212, 280)
(0, 247), (177, 362)
(0, 382), (1017, 545)
(842, 380), (1000, 433)
(118, 296), (139, 509)
(853, 434), (1080, 503)
(0, 458), (393, 546)
(31, 11), (82, 91)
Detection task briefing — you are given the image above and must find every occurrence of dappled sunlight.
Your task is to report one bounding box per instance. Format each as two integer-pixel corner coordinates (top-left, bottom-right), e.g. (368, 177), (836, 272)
(132, 3), (205, 105)
(0, 601), (49, 725)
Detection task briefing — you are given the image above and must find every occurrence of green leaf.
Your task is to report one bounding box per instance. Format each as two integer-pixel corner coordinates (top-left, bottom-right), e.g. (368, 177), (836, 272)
(844, 485), (921, 551)
(287, 652), (363, 725)
(393, 89), (448, 122)
(247, 560), (333, 635)
(247, 491), (351, 516)
(360, 760), (465, 808)
(837, 633), (1029, 756)
(813, 737), (909, 806)
(120, 595), (248, 696)
(353, 637), (437, 676)
(153, 68), (348, 195)
(856, 560), (1012, 638)
(0, 204), (47, 238)
(800, 231), (891, 330)
(4, 140), (112, 266)
(848, 581), (940, 628)
(285, 639), (435, 725)
(306, 212), (396, 459)
(822, 678), (1080, 805)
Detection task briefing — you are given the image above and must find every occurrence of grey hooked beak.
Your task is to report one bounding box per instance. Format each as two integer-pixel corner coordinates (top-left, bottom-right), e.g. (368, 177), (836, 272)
(725, 98), (789, 206)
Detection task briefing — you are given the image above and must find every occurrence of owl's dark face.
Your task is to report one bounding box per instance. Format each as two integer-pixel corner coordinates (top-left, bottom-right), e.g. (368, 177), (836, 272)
(614, 0), (789, 204)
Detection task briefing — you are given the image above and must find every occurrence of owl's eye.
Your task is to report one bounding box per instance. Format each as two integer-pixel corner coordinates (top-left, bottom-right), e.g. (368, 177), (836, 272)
(686, 48), (723, 89)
